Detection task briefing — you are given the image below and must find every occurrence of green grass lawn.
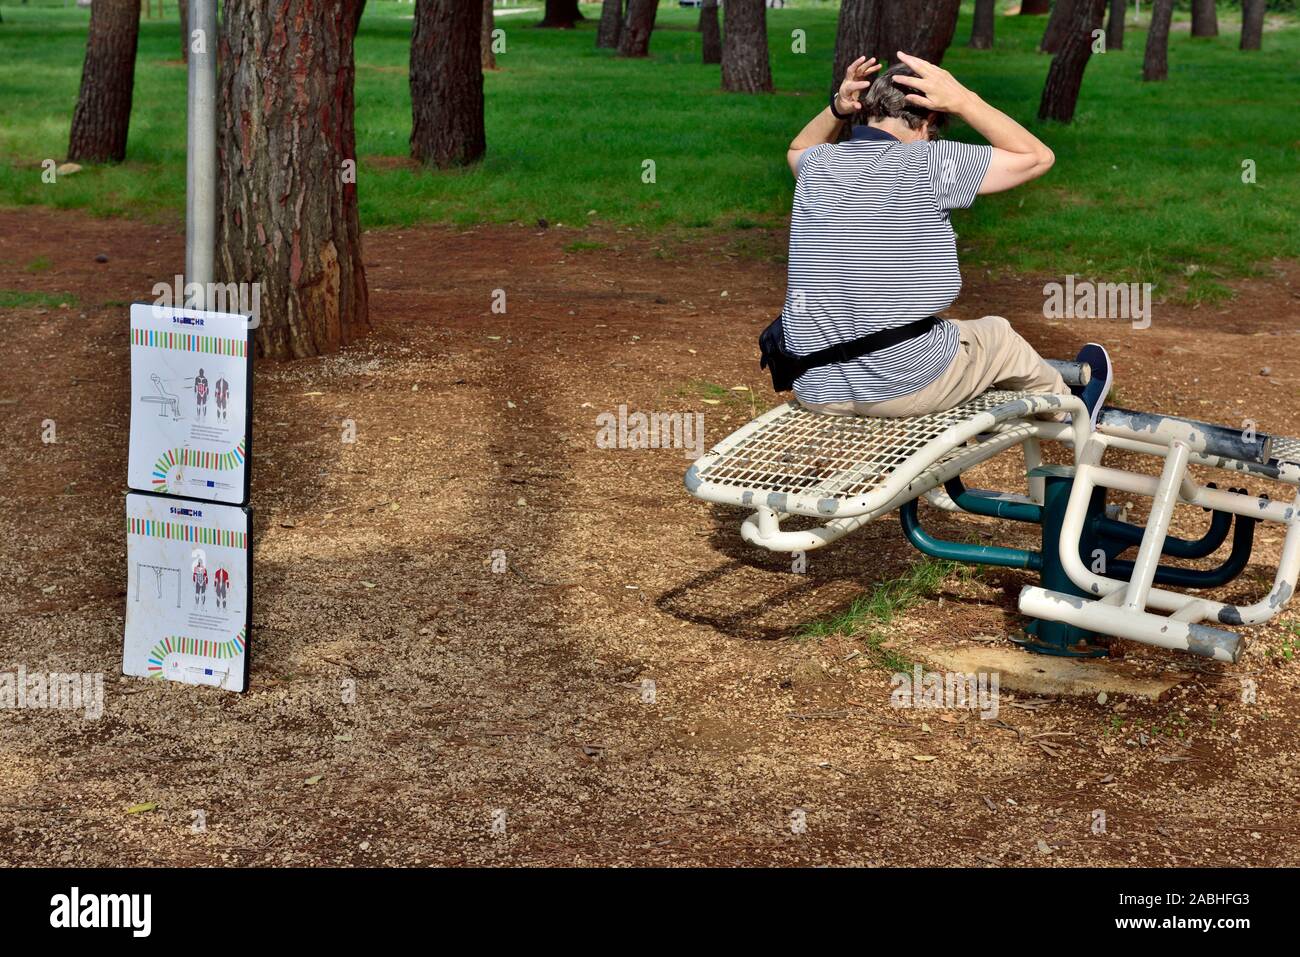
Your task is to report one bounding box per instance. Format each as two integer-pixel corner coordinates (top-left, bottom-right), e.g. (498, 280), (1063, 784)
(0, 1), (1297, 297)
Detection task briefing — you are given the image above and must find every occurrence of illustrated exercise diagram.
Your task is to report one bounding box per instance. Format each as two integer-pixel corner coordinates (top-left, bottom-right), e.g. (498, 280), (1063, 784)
(194, 367), (209, 420)
(135, 561), (182, 608)
(214, 564), (230, 610)
(139, 373), (183, 420)
(139, 369), (228, 423)
(192, 550), (209, 608)
(214, 375), (229, 422)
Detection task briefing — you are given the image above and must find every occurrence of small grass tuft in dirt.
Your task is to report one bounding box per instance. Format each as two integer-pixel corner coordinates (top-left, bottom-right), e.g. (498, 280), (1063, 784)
(563, 240), (607, 253)
(1274, 621), (1300, 663)
(797, 558), (970, 671)
(0, 289), (77, 309)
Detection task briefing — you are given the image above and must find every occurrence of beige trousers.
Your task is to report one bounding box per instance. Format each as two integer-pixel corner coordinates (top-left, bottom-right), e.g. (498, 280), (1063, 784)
(799, 315), (1068, 419)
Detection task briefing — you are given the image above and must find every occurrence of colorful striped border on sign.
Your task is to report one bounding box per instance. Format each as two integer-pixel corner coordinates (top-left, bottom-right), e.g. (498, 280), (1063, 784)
(127, 516), (247, 550)
(150, 439), (247, 493)
(131, 327), (248, 357)
(146, 628), (248, 677)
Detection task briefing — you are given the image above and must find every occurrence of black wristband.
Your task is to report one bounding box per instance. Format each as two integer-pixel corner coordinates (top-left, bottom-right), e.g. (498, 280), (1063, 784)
(829, 92), (854, 121)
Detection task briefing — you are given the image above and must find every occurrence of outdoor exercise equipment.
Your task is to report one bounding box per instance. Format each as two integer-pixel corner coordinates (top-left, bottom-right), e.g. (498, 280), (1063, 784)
(684, 364), (1300, 663)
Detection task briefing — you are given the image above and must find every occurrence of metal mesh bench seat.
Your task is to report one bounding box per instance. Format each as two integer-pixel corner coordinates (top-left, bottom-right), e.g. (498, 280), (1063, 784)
(1266, 435), (1300, 485)
(685, 390), (1083, 522)
(1274, 436), (1300, 464)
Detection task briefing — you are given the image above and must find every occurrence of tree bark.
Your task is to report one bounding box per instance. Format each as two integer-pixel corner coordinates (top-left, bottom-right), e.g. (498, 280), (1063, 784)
(832, 0), (885, 96)
(1142, 0), (1174, 81)
(722, 0), (772, 93)
(969, 0), (995, 49)
(1105, 0), (1124, 51)
(596, 0), (622, 49)
(411, 0), (486, 168)
(1038, 0), (1105, 122)
(879, 0), (961, 65)
(1190, 0), (1218, 38)
(1020, 0), (1051, 13)
(482, 0), (496, 70)
(1040, 0), (1076, 53)
(67, 0), (140, 164)
(701, 0), (721, 64)
(832, 0), (959, 96)
(217, 0), (369, 361)
(618, 0), (657, 57)
(179, 0), (190, 62)
(1240, 0), (1266, 51)
(538, 0), (582, 28)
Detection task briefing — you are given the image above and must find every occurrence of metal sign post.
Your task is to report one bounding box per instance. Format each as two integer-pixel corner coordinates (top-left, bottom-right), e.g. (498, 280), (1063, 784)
(185, 0), (217, 307)
(121, 0), (254, 693)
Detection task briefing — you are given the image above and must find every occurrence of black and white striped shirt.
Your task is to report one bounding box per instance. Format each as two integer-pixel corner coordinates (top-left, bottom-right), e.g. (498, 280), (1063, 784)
(783, 126), (992, 404)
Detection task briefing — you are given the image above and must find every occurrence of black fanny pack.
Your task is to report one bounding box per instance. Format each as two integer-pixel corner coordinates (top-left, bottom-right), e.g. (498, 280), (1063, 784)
(759, 314), (941, 393)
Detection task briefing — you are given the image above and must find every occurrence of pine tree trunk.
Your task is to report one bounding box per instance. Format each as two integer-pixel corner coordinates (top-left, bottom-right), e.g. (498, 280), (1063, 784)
(596, 0), (622, 49)
(1190, 0), (1218, 38)
(1142, 0), (1174, 81)
(482, 0), (496, 70)
(179, 0), (190, 62)
(411, 0), (486, 168)
(67, 0), (141, 164)
(969, 0), (995, 49)
(722, 0), (772, 93)
(832, 0), (884, 96)
(538, 0), (582, 28)
(1105, 0), (1124, 51)
(1020, 0), (1051, 14)
(217, 0), (369, 360)
(879, 0), (961, 65)
(701, 0), (721, 64)
(1040, 0), (1076, 53)
(1038, 0), (1105, 122)
(1240, 0), (1265, 51)
(831, 0), (958, 96)
(618, 0), (658, 57)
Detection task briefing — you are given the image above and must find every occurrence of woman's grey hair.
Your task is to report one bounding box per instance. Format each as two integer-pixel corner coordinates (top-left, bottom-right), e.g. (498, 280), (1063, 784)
(861, 64), (948, 135)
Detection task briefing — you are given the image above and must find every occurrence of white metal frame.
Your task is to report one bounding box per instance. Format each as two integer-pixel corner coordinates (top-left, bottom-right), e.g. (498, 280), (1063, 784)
(1019, 425), (1300, 663)
(686, 388), (1300, 663)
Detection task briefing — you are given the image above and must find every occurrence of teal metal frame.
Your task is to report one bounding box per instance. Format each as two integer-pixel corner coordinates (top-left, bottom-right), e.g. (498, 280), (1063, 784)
(898, 465), (1259, 658)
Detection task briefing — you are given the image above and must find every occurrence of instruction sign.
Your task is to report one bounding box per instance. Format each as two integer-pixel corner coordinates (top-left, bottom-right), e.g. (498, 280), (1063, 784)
(127, 302), (251, 505)
(123, 491), (251, 693)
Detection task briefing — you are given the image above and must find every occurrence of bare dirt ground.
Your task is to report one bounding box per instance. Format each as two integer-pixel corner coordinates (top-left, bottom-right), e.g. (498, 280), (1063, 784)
(2, 207), (1299, 866)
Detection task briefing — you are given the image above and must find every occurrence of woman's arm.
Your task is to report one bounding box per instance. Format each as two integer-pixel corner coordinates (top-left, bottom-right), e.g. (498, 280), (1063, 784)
(892, 51), (1054, 194)
(787, 56), (882, 177)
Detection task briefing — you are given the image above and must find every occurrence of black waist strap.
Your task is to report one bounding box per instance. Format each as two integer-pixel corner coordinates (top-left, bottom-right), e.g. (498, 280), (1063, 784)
(791, 315), (940, 376)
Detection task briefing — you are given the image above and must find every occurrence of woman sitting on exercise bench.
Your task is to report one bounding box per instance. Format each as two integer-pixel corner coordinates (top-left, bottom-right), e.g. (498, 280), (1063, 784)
(764, 51), (1109, 425)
